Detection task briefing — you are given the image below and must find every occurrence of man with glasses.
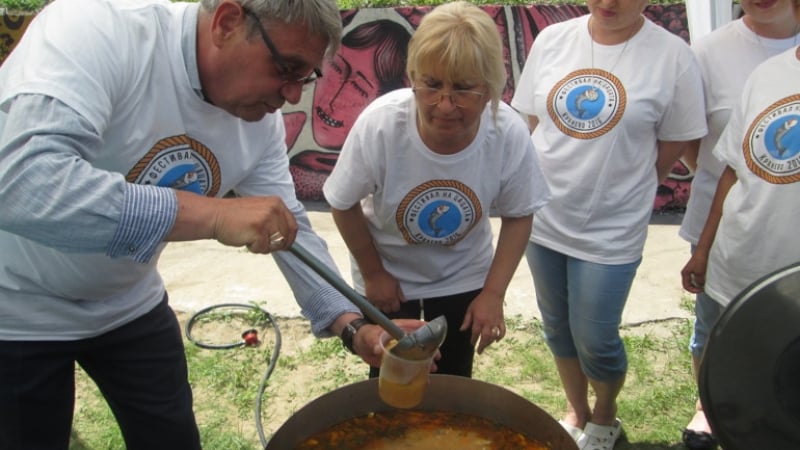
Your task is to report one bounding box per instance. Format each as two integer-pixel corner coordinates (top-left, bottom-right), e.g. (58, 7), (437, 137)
(0, 1), (407, 449)
(323, 1), (551, 379)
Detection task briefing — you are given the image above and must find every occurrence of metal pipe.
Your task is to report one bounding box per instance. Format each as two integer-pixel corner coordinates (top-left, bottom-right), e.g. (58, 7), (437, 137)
(288, 243), (405, 340)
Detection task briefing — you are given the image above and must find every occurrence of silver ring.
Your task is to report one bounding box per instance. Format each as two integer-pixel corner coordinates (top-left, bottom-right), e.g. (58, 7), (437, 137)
(269, 232), (284, 249)
(491, 326), (501, 337)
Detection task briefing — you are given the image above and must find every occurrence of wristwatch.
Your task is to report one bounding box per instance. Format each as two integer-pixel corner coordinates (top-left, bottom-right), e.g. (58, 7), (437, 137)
(341, 318), (370, 354)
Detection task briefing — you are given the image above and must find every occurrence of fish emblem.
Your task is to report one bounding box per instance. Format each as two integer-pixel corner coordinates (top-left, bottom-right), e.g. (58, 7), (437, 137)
(774, 118), (798, 158)
(575, 87), (600, 118)
(428, 204), (450, 237)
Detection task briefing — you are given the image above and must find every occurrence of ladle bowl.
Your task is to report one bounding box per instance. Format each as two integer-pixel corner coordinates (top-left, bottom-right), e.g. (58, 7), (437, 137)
(389, 315), (447, 360)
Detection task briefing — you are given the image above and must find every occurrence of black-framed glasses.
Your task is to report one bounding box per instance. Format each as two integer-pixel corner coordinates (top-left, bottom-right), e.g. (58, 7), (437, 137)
(412, 85), (485, 109)
(242, 7), (322, 86)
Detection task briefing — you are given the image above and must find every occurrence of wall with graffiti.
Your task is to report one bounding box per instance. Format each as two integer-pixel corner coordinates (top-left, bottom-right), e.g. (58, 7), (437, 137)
(284, 4), (691, 211)
(1, 4), (693, 211)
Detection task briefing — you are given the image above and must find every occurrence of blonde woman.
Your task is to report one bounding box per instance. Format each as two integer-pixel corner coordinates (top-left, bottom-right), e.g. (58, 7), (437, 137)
(324, 1), (550, 378)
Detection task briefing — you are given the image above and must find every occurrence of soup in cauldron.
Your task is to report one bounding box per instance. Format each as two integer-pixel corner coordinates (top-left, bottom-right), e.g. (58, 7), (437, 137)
(295, 409), (550, 449)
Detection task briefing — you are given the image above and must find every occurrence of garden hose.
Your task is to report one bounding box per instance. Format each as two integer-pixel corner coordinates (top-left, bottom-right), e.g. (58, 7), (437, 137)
(184, 302), (282, 448)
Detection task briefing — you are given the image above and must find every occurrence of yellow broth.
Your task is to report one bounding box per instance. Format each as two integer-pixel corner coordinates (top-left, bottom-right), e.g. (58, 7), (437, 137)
(295, 409), (550, 450)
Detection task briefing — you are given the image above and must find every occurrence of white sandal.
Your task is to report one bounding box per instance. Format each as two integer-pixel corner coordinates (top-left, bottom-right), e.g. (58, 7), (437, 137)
(577, 418), (622, 450)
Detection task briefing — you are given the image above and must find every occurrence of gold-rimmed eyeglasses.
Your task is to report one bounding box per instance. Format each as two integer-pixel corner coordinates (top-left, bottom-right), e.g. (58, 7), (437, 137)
(242, 7), (322, 86)
(412, 85), (485, 108)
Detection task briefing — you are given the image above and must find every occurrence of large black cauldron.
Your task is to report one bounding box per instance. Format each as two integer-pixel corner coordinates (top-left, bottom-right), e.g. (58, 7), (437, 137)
(700, 262), (800, 450)
(266, 374), (578, 449)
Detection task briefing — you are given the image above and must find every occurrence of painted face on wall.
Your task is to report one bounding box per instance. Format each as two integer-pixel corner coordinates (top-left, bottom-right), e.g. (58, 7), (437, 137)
(312, 45), (379, 149)
(310, 19), (410, 151)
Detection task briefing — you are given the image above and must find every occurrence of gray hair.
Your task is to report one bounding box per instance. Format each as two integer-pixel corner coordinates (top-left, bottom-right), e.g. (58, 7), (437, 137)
(199, 0), (342, 57)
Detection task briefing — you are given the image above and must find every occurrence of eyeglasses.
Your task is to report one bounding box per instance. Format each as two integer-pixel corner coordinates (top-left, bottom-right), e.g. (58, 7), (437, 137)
(242, 7), (322, 86)
(412, 85), (485, 108)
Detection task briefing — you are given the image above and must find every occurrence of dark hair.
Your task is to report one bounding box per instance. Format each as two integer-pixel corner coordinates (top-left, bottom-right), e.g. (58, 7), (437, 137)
(343, 20), (411, 94)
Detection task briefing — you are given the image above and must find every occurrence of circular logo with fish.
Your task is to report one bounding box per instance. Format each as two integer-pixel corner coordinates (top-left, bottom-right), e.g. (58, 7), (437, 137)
(127, 135), (221, 196)
(743, 94), (800, 185)
(396, 180), (482, 246)
(546, 69), (626, 140)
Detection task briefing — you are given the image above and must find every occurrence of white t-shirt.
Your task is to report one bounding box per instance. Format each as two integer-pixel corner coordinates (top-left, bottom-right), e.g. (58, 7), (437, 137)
(323, 88), (551, 298)
(705, 48), (800, 307)
(511, 15), (707, 264)
(680, 19), (800, 246)
(0, 0), (349, 339)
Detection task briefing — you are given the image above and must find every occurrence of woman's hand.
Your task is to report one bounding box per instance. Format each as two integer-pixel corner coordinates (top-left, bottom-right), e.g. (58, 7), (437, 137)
(460, 292), (505, 354)
(363, 271), (405, 314)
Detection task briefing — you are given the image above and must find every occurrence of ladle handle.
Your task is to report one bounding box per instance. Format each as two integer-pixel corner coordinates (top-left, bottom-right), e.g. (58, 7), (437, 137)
(288, 243), (405, 340)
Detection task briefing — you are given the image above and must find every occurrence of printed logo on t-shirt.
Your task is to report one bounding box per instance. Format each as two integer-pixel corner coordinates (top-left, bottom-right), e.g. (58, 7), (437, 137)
(395, 180), (482, 246)
(126, 135), (221, 196)
(546, 69), (626, 140)
(743, 94), (800, 185)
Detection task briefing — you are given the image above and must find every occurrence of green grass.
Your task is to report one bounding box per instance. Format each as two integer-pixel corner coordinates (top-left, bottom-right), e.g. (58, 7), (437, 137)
(69, 298), (699, 450)
(0, 0), (43, 12)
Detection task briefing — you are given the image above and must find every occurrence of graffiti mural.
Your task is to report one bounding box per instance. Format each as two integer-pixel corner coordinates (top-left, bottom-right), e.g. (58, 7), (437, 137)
(283, 4), (692, 211)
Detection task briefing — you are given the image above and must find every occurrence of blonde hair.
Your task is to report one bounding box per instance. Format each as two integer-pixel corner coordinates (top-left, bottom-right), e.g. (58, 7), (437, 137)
(406, 1), (506, 115)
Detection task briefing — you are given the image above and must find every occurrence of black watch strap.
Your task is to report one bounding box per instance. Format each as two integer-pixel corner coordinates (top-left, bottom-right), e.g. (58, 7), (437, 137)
(341, 318), (370, 354)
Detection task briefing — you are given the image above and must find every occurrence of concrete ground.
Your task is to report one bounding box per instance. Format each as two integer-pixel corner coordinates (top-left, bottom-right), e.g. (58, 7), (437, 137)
(158, 208), (693, 327)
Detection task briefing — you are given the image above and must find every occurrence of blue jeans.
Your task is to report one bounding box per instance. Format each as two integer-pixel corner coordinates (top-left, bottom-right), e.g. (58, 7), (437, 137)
(0, 295), (200, 450)
(688, 245), (725, 359)
(526, 243), (641, 382)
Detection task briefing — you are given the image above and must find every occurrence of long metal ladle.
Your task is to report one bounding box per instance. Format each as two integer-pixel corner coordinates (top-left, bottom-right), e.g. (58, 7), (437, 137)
(289, 243), (446, 360)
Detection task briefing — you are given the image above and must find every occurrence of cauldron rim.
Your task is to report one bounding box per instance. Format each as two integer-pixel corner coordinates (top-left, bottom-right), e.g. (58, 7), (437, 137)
(266, 374), (578, 450)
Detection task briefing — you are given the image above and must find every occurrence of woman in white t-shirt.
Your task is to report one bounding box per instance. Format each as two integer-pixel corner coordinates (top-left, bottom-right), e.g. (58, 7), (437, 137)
(511, 1), (706, 448)
(678, 1), (800, 448)
(323, 2), (550, 378)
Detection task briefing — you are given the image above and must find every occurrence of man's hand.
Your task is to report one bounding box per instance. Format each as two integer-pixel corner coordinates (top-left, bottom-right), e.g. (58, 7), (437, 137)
(212, 196), (297, 253)
(353, 319), (440, 370)
(169, 191), (297, 253)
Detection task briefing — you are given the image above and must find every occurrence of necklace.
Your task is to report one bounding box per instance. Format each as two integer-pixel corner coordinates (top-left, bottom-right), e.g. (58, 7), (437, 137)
(589, 16), (643, 74)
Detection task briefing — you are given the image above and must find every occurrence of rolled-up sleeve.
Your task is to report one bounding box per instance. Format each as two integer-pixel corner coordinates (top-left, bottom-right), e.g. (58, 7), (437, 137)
(0, 94), (177, 263)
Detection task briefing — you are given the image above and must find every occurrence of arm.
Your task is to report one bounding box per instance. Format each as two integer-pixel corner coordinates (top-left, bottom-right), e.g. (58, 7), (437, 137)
(273, 204), (427, 368)
(461, 214), (533, 354)
(0, 94), (175, 262)
(167, 190), (297, 254)
(0, 95), (299, 262)
(682, 138), (701, 173)
(526, 115), (540, 133)
(330, 204), (405, 313)
(680, 165), (737, 293)
(655, 139), (692, 183)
